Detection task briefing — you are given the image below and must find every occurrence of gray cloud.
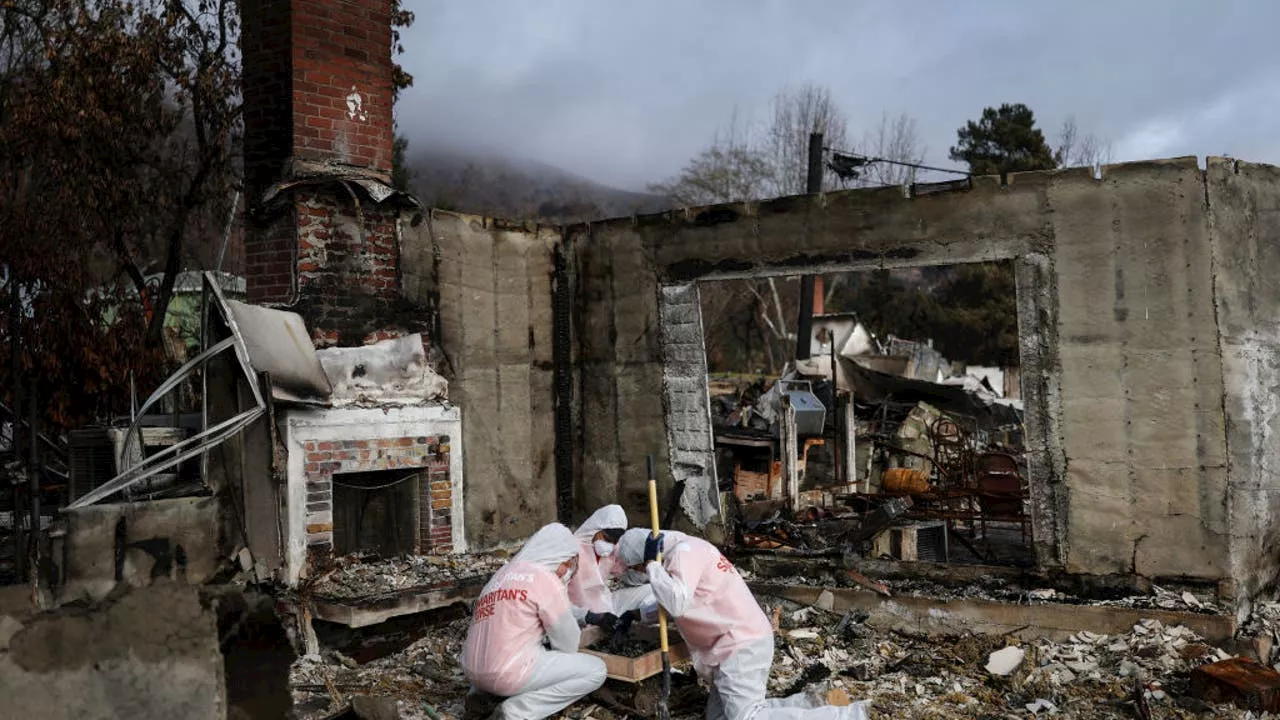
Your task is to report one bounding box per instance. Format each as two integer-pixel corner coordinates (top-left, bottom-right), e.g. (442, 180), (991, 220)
(397, 0), (1280, 191)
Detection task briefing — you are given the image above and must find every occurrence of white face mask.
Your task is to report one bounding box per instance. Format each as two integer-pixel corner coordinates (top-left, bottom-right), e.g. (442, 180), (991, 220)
(593, 540), (615, 558)
(561, 568), (574, 584)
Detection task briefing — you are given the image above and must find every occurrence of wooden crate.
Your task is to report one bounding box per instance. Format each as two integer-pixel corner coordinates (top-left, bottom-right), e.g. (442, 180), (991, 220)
(579, 625), (691, 683)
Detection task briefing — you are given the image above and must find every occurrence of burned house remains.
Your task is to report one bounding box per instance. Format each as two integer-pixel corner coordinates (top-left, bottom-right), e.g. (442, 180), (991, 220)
(6, 0), (1280, 717)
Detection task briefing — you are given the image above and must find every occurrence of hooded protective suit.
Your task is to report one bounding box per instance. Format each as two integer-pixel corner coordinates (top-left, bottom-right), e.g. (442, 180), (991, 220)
(567, 505), (626, 621)
(462, 523), (606, 719)
(617, 529), (868, 720)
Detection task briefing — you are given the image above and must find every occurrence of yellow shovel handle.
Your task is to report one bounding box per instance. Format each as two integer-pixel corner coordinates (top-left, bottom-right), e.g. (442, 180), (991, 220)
(647, 457), (670, 654)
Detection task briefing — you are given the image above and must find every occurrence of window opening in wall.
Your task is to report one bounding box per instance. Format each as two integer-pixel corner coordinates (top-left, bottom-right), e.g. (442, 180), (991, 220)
(332, 469), (420, 557)
(700, 261), (1030, 567)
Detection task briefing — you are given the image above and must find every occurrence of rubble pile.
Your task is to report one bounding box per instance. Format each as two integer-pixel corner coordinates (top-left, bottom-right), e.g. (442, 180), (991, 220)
(290, 617), (474, 720)
(1091, 585), (1223, 614)
(749, 569), (1225, 617)
(286, 578), (1261, 719)
(1238, 600), (1280, 668)
(309, 552), (508, 599)
(764, 598), (1254, 719)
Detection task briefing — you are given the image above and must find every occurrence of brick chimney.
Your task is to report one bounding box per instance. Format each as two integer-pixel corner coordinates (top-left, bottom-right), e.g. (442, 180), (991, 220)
(240, 0), (419, 346)
(241, 0), (394, 196)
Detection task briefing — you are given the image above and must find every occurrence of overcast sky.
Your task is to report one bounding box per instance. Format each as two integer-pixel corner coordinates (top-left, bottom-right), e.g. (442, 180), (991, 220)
(397, 0), (1280, 192)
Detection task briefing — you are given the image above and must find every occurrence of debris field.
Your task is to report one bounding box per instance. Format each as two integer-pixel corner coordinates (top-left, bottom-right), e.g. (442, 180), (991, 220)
(287, 578), (1280, 720)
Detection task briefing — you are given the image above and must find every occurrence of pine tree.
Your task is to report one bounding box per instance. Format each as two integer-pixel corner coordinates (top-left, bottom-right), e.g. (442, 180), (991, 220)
(949, 103), (1058, 179)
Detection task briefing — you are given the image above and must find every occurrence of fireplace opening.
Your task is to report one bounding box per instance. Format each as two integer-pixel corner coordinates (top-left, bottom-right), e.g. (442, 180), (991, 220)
(332, 470), (420, 557)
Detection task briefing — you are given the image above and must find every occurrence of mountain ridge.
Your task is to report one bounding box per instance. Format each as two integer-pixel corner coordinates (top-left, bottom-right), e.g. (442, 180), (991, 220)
(404, 146), (671, 223)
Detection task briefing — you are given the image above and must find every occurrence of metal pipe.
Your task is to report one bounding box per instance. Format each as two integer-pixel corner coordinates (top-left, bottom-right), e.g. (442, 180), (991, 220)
(796, 276), (815, 361)
(200, 279), (209, 485)
(806, 132), (824, 194)
(796, 132), (823, 362)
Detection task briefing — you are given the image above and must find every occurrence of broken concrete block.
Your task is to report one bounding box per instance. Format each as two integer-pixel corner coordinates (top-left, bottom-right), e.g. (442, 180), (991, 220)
(1190, 657), (1280, 712)
(1025, 698), (1056, 714)
(985, 646), (1025, 676)
(1065, 659), (1098, 674)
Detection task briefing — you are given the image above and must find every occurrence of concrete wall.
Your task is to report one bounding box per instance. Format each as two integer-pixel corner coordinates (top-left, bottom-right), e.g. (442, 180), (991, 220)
(564, 157), (1278, 596)
(394, 158), (1280, 601)
(1205, 158), (1280, 605)
(1050, 160), (1228, 580)
(54, 497), (230, 604)
(401, 212), (560, 548)
(0, 585), (225, 720)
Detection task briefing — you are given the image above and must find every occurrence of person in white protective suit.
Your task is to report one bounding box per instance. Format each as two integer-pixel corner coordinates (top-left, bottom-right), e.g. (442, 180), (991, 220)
(461, 523), (607, 720)
(566, 505), (628, 628)
(617, 528), (869, 720)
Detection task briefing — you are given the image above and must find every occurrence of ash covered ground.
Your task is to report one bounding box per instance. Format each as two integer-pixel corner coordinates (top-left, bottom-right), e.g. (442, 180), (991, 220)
(307, 552), (510, 599)
(289, 585), (1280, 720)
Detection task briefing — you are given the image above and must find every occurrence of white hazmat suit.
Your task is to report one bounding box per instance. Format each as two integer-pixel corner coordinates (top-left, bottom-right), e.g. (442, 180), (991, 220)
(567, 505), (627, 622)
(461, 523), (607, 719)
(618, 529), (869, 720)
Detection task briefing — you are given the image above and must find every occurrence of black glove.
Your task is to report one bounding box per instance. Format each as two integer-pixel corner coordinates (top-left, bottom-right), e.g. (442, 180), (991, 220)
(613, 609), (639, 638)
(608, 610), (640, 653)
(644, 532), (664, 564)
(585, 611), (619, 632)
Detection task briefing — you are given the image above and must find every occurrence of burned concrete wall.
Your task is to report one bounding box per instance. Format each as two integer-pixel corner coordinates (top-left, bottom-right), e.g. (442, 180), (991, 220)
(1049, 160), (1229, 581)
(0, 585), (226, 719)
(53, 497), (231, 604)
(568, 178), (1065, 559)
(401, 212), (560, 548)
(1205, 158), (1280, 606)
(570, 215), (672, 520)
(567, 157), (1280, 597)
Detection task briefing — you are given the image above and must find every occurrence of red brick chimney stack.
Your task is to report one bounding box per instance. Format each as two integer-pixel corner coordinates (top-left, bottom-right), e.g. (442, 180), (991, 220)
(240, 0), (414, 345)
(241, 0), (394, 198)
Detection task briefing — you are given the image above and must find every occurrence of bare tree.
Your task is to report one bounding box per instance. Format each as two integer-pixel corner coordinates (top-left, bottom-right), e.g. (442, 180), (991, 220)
(859, 112), (927, 187)
(648, 109), (770, 206)
(821, 114), (926, 306)
(762, 84), (849, 195)
(650, 85), (854, 204)
(1056, 116), (1113, 175)
(650, 90), (926, 375)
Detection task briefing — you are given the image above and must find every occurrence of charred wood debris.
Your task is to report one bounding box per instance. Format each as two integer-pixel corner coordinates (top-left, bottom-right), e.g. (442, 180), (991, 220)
(710, 364), (1029, 567)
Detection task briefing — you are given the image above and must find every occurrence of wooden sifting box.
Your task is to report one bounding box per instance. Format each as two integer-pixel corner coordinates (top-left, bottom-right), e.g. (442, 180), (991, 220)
(579, 625), (692, 683)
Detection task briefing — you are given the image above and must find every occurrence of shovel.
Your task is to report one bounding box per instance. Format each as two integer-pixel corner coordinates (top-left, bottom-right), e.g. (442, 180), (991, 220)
(646, 454), (672, 720)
